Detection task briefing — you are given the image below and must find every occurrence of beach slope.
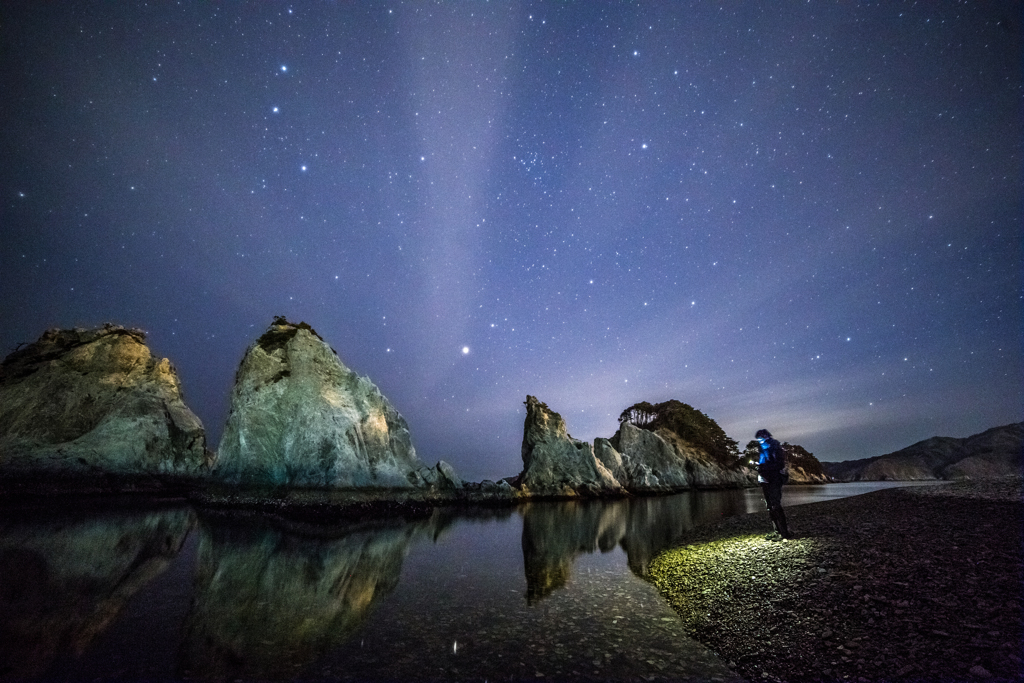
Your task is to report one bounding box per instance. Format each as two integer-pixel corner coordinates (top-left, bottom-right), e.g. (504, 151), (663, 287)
(649, 479), (1023, 682)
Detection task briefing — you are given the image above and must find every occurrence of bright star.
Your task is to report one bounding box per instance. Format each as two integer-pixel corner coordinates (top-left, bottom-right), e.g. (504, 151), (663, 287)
(462, 346), (470, 355)
(280, 65), (287, 72)
(301, 165), (307, 171)
(272, 106), (279, 113)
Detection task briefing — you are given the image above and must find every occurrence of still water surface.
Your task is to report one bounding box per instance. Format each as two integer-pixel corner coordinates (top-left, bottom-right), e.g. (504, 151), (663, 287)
(0, 482), (939, 682)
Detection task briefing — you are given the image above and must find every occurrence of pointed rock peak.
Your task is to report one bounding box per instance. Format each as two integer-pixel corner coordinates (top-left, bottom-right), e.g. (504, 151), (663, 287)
(217, 321), (427, 490)
(255, 316), (327, 354)
(519, 395), (624, 498)
(523, 395), (571, 442)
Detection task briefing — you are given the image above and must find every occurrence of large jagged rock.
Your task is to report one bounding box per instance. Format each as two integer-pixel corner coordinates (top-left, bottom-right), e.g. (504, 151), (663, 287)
(0, 325), (211, 484)
(822, 423), (1023, 481)
(516, 396), (625, 498)
(517, 396), (753, 498)
(607, 422), (754, 492)
(215, 319), (460, 490)
(777, 442), (830, 483)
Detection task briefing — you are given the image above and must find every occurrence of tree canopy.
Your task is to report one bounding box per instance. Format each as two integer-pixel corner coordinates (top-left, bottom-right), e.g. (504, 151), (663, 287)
(619, 399), (740, 465)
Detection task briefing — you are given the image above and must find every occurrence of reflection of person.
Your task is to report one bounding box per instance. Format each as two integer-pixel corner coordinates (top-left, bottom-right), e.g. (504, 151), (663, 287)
(755, 428), (790, 540)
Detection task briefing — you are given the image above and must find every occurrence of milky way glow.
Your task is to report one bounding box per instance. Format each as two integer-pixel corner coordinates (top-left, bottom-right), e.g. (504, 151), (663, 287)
(0, 2), (1019, 480)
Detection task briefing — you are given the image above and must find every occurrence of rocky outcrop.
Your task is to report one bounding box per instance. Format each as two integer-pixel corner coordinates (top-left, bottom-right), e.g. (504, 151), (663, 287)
(516, 396), (753, 498)
(822, 423), (1023, 482)
(782, 443), (830, 483)
(215, 319), (461, 491)
(607, 422), (754, 492)
(0, 325), (211, 485)
(516, 396), (625, 498)
(787, 466), (830, 484)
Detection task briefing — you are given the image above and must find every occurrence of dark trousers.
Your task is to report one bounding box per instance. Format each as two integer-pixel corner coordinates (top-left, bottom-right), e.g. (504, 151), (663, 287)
(760, 478), (789, 537)
(760, 478), (783, 512)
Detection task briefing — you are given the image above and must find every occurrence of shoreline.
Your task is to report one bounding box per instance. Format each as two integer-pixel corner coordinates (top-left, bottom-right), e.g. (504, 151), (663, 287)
(648, 478), (1023, 682)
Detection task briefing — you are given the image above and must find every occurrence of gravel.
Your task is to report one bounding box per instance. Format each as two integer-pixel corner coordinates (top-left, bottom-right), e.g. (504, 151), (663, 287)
(649, 478), (1023, 682)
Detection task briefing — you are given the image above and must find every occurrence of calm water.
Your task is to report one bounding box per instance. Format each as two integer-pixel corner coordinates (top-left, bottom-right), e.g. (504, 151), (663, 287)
(0, 482), (940, 682)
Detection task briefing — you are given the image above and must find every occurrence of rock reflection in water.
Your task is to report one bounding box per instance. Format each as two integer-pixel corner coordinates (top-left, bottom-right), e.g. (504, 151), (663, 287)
(521, 500), (625, 604)
(521, 489), (750, 602)
(179, 513), (435, 681)
(0, 504), (194, 679)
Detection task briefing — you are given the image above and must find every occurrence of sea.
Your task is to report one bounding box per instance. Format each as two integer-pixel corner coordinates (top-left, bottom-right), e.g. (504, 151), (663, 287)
(0, 481), (942, 682)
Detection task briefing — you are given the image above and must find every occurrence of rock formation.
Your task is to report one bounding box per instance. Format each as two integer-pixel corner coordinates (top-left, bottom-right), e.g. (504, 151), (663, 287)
(780, 443), (830, 483)
(821, 422), (1024, 481)
(516, 396), (753, 498)
(0, 325), (211, 485)
(215, 319), (461, 491)
(516, 396), (625, 497)
(609, 421), (755, 491)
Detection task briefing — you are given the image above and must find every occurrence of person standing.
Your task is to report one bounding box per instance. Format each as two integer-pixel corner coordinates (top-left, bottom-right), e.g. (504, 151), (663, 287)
(755, 428), (791, 540)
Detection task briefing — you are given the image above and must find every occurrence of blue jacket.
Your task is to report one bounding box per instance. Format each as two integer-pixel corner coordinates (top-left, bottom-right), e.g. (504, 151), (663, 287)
(757, 437), (786, 481)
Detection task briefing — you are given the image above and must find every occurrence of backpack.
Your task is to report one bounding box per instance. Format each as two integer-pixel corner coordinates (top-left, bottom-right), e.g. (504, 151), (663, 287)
(758, 439), (789, 481)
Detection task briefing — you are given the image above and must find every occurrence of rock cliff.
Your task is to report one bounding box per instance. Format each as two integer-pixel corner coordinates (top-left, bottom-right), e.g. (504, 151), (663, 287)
(0, 325), (210, 485)
(215, 319), (460, 491)
(516, 396), (625, 497)
(608, 422), (754, 491)
(821, 422), (1023, 481)
(516, 396), (753, 498)
(781, 443), (830, 483)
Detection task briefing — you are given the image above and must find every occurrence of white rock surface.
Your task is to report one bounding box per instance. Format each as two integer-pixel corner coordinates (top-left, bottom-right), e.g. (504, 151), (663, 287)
(517, 395), (625, 497)
(216, 320), (459, 490)
(518, 397), (755, 497)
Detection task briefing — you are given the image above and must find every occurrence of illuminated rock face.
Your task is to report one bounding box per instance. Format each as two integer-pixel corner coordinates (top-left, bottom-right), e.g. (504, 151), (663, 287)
(0, 506), (194, 679)
(518, 396), (754, 498)
(517, 396), (625, 498)
(216, 320), (459, 490)
(0, 325), (210, 481)
(608, 421), (755, 492)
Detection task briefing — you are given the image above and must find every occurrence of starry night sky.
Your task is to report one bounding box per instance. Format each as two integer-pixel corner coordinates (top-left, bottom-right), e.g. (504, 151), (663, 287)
(2, 2), (1020, 481)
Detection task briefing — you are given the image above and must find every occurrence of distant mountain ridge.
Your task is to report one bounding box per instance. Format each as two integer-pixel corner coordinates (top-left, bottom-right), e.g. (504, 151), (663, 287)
(821, 422), (1023, 481)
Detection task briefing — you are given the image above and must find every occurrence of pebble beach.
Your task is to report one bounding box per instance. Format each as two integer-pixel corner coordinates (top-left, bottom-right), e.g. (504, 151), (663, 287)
(649, 478), (1023, 683)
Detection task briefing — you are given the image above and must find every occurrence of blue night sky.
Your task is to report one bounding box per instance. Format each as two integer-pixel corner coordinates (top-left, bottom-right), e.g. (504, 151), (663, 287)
(1, 2), (1020, 482)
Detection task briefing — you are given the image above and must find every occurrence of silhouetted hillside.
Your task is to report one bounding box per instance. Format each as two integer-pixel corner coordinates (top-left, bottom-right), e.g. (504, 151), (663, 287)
(821, 423), (1023, 481)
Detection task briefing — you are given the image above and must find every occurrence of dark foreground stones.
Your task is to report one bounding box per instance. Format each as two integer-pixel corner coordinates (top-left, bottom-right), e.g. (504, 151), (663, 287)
(649, 479), (1023, 683)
